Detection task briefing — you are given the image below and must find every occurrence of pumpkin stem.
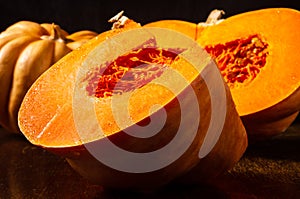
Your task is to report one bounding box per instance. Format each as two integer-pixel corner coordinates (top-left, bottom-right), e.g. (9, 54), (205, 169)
(51, 23), (67, 43)
(41, 23), (67, 43)
(199, 9), (225, 26)
(108, 10), (133, 29)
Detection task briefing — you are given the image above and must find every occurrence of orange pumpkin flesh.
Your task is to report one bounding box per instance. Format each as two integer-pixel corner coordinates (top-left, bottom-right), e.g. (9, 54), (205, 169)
(18, 18), (247, 191)
(146, 8), (300, 140)
(196, 8), (300, 140)
(144, 17), (248, 184)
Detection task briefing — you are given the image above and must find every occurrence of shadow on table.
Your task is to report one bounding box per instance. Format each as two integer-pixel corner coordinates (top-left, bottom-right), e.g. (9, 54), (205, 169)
(0, 123), (299, 198)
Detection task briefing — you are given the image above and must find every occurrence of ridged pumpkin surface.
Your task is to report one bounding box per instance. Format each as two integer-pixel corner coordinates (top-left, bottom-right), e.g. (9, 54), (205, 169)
(0, 21), (97, 133)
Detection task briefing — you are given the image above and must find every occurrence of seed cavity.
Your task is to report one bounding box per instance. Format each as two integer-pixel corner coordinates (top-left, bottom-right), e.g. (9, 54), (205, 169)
(205, 34), (269, 87)
(85, 47), (184, 98)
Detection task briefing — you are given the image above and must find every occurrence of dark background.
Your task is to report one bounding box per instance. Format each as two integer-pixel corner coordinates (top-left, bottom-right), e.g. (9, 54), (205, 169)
(0, 1), (300, 198)
(1, 0), (300, 33)
(1, 0), (299, 124)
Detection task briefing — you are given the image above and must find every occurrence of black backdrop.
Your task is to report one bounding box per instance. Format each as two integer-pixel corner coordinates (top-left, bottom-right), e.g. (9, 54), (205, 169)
(1, 0), (300, 33)
(1, 0), (300, 123)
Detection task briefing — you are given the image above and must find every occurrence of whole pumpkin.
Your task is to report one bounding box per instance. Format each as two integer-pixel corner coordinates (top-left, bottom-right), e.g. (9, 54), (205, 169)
(0, 21), (97, 133)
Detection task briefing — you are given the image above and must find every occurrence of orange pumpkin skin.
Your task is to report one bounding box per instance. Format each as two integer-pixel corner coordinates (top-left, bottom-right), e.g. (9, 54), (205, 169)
(145, 19), (248, 183)
(18, 18), (247, 191)
(196, 8), (300, 140)
(146, 8), (300, 141)
(0, 21), (97, 133)
(144, 20), (198, 40)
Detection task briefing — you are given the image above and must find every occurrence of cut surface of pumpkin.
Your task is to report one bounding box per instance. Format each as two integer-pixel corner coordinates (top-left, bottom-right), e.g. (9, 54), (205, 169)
(196, 8), (300, 139)
(18, 17), (247, 190)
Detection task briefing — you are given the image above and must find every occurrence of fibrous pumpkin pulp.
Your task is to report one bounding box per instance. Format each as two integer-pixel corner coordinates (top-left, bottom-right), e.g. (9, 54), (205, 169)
(196, 8), (300, 140)
(18, 15), (247, 191)
(147, 8), (300, 140)
(0, 21), (97, 133)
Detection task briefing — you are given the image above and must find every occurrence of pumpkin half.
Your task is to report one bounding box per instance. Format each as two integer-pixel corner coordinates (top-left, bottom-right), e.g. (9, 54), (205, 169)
(18, 16), (247, 191)
(196, 8), (300, 140)
(0, 21), (97, 133)
(146, 8), (300, 140)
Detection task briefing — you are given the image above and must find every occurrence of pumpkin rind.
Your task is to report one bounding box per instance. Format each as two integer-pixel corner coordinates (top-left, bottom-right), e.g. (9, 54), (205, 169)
(197, 8), (300, 140)
(144, 20), (197, 40)
(144, 18), (248, 183)
(18, 17), (247, 191)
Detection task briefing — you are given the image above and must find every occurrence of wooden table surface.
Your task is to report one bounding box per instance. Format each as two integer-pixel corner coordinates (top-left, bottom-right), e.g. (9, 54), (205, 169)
(1, 121), (299, 199)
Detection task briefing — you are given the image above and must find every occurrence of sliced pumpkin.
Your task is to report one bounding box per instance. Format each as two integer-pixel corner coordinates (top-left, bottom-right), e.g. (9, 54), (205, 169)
(197, 8), (300, 140)
(146, 8), (300, 140)
(18, 15), (247, 191)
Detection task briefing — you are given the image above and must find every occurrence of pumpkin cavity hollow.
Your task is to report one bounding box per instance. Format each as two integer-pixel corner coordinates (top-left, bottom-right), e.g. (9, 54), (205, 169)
(85, 47), (184, 98)
(205, 34), (268, 88)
